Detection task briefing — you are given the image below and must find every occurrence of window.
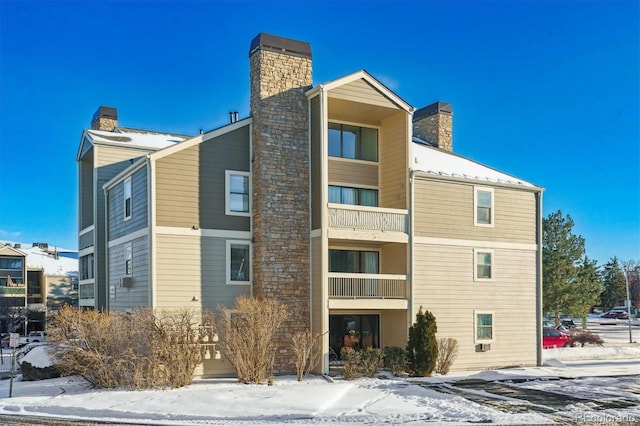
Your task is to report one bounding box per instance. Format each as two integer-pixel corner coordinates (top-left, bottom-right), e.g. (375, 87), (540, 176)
(329, 249), (379, 274)
(227, 241), (250, 284)
(474, 187), (493, 226)
(124, 176), (132, 220)
(0, 258), (23, 270)
(475, 249), (493, 280)
(475, 312), (493, 342)
(328, 185), (378, 207)
(80, 254), (94, 280)
(328, 123), (378, 161)
(225, 171), (250, 216)
(125, 243), (132, 276)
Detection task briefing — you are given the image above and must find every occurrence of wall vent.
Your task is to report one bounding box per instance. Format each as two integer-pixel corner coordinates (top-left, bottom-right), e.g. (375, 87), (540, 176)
(476, 343), (491, 352)
(119, 277), (133, 288)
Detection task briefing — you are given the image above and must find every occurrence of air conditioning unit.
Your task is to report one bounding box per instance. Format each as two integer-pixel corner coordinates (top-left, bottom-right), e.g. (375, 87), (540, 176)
(119, 277), (133, 288)
(476, 343), (491, 352)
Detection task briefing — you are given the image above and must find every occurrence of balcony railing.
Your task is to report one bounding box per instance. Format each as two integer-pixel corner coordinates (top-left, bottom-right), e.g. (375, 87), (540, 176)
(0, 286), (26, 296)
(79, 283), (95, 299)
(328, 273), (407, 299)
(328, 204), (408, 233)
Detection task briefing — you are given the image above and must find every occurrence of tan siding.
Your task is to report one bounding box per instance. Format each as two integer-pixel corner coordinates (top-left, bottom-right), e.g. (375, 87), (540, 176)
(328, 79), (398, 109)
(413, 243), (537, 371)
(328, 159), (378, 187)
(310, 236), (324, 373)
(380, 112), (407, 209)
(414, 178), (537, 244)
(380, 310), (408, 349)
(155, 126), (250, 231)
(310, 96), (322, 230)
(95, 145), (147, 167)
(381, 243), (407, 275)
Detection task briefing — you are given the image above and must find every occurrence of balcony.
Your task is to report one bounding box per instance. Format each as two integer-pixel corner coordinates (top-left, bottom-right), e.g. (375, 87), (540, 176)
(327, 204), (408, 243)
(328, 273), (407, 299)
(0, 286), (26, 296)
(79, 283), (95, 299)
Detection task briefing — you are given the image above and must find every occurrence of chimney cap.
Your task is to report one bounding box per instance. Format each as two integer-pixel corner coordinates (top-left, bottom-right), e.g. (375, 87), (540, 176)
(249, 33), (311, 59)
(413, 101), (452, 121)
(92, 106), (118, 123)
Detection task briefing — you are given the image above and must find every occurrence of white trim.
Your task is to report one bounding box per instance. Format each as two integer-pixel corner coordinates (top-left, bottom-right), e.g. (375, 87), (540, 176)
(79, 278), (95, 286)
(310, 229), (322, 238)
(226, 240), (251, 285)
(414, 236), (537, 251)
(78, 246), (94, 257)
(225, 170), (251, 217)
(328, 181), (379, 191)
(474, 248), (494, 281)
(327, 202), (407, 215)
(125, 242), (133, 276)
(474, 310), (495, 344)
(327, 228), (409, 244)
(79, 225), (95, 237)
(155, 226), (250, 239)
(103, 159), (147, 191)
(474, 186), (494, 227)
(328, 299), (408, 310)
(124, 176), (132, 221)
(108, 228), (149, 248)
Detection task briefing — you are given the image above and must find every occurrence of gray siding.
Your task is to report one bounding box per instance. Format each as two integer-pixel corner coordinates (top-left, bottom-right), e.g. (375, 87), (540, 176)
(79, 151), (94, 230)
(108, 235), (150, 310)
(108, 166), (148, 241)
(414, 178), (538, 244)
(155, 125), (250, 231)
(155, 234), (250, 309)
(79, 229), (94, 251)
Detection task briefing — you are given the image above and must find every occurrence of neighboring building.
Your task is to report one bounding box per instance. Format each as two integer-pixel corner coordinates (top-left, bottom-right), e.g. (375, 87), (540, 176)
(0, 244), (27, 333)
(0, 242), (79, 332)
(78, 33), (543, 375)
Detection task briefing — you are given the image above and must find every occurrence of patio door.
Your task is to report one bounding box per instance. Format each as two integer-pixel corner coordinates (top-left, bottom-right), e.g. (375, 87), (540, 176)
(329, 314), (380, 360)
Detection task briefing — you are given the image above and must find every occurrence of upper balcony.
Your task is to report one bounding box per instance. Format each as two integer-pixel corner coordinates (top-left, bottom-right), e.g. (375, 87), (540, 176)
(327, 203), (409, 243)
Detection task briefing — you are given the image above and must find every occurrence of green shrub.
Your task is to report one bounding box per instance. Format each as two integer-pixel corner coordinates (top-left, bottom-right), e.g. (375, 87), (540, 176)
(340, 346), (361, 380)
(406, 307), (438, 377)
(360, 347), (383, 378)
(383, 346), (407, 376)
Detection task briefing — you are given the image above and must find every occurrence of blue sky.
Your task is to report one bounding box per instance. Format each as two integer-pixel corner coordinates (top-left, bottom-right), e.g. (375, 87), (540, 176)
(0, 0), (638, 266)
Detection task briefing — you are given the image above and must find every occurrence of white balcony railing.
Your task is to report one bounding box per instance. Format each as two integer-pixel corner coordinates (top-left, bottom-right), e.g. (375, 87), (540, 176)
(328, 273), (407, 299)
(328, 204), (408, 233)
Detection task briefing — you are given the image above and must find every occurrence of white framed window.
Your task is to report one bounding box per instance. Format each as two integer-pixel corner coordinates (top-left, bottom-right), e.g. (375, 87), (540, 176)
(124, 176), (132, 220)
(474, 311), (494, 343)
(474, 187), (494, 226)
(474, 249), (493, 281)
(226, 240), (251, 285)
(125, 243), (132, 276)
(225, 171), (250, 216)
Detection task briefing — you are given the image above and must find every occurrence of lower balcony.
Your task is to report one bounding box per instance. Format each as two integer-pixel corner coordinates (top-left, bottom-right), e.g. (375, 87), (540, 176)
(327, 204), (408, 243)
(0, 286), (26, 296)
(328, 273), (407, 299)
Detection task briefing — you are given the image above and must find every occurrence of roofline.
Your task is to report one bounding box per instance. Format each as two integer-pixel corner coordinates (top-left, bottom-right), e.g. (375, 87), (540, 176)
(306, 70), (414, 112)
(103, 157), (148, 192)
(412, 169), (544, 192)
(149, 116), (252, 162)
(0, 245), (27, 257)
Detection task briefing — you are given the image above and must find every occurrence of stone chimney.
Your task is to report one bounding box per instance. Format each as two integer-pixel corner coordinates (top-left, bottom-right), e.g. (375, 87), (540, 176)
(91, 106), (118, 131)
(413, 101), (453, 151)
(249, 33), (312, 373)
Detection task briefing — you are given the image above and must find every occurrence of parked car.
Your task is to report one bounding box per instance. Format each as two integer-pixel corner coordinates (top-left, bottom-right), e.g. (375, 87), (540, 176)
(542, 326), (570, 349)
(600, 310), (629, 320)
(19, 331), (47, 345)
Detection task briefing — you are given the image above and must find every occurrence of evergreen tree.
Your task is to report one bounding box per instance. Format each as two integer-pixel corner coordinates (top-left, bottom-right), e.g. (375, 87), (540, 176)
(600, 257), (627, 310)
(543, 211), (602, 325)
(406, 307), (437, 377)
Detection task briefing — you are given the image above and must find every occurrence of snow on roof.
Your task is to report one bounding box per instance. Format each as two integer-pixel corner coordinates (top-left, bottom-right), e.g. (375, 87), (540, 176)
(0, 242), (77, 277)
(412, 139), (537, 188)
(87, 128), (186, 150)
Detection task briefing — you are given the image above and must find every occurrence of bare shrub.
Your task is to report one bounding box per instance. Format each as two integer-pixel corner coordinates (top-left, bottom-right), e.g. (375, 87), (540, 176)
(217, 296), (288, 384)
(290, 329), (321, 381)
(48, 306), (209, 389)
(435, 337), (458, 375)
(340, 346), (360, 380)
(568, 329), (604, 347)
(360, 347), (383, 378)
(383, 346), (408, 376)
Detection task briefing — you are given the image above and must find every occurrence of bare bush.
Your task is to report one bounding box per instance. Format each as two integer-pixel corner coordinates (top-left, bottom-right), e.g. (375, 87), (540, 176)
(48, 306), (209, 389)
(435, 337), (458, 375)
(340, 346), (360, 380)
(217, 296), (288, 384)
(290, 329), (321, 381)
(568, 329), (604, 347)
(359, 347), (383, 378)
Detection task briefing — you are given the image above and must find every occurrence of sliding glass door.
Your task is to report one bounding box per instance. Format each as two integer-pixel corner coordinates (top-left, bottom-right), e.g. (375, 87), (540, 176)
(329, 314), (380, 360)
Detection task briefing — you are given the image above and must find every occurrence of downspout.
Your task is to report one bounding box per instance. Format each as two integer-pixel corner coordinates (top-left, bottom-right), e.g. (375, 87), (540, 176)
(409, 168), (415, 329)
(147, 155), (155, 308)
(536, 190), (543, 366)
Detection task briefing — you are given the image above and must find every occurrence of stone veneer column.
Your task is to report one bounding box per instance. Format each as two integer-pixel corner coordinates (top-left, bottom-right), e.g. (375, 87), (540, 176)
(249, 33), (312, 373)
(413, 101), (453, 152)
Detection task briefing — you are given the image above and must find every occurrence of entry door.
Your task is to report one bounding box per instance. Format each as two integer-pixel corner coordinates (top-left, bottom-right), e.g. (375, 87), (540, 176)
(329, 314), (380, 360)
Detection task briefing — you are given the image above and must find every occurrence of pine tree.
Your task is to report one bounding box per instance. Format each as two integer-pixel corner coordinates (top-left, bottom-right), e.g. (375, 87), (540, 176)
(406, 307), (437, 377)
(600, 257), (627, 311)
(543, 210), (602, 325)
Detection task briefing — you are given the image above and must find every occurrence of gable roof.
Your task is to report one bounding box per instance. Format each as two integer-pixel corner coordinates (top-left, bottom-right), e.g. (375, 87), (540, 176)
(77, 128), (187, 161)
(0, 244), (26, 257)
(412, 139), (539, 189)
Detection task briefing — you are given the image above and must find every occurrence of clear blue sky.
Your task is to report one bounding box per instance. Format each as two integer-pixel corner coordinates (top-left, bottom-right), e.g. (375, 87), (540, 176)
(1, 0), (638, 266)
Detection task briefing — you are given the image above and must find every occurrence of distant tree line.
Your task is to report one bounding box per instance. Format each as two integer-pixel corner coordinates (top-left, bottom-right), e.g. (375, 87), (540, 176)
(543, 210), (638, 324)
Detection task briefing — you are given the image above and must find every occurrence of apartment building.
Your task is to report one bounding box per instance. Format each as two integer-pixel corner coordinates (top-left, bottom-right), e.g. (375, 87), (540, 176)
(78, 33), (543, 375)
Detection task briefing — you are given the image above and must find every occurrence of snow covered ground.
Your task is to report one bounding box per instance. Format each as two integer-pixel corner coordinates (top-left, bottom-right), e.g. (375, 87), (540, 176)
(0, 325), (638, 425)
